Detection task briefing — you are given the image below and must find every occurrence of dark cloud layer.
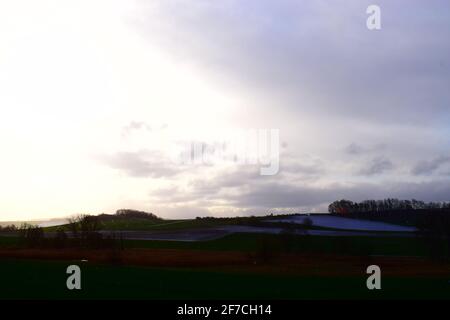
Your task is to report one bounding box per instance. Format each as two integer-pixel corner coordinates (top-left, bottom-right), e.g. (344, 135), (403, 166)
(221, 179), (450, 211)
(412, 156), (450, 176)
(359, 157), (394, 176)
(146, 162), (450, 213)
(136, 0), (450, 125)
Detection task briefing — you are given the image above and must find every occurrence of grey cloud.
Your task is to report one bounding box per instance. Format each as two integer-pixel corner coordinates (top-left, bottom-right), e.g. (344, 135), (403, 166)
(223, 181), (383, 209)
(121, 121), (152, 137)
(224, 180), (450, 211)
(412, 156), (450, 175)
(280, 161), (324, 176)
(345, 143), (365, 155)
(187, 167), (264, 196)
(100, 150), (182, 178)
(135, 0), (450, 125)
(226, 183), (334, 208)
(187, 161), (324, 198)
(387, 180), (450, 202)
(117, 1), (450, 216)
(148, 163), (450, 213)
(345, 143), (387, 155)
(359, 157), (394, 176)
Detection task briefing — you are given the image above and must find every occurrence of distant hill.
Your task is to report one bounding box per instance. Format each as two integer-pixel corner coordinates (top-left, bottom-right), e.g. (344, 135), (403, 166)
(0, 219), (67, 228)
(99, 209), (162, 221)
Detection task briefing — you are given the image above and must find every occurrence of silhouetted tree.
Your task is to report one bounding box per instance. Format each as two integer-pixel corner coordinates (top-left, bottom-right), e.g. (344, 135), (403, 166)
(0, 224), (17, 232)
(53, 228), (68, 249)
(66, 214), (103, 248)
(18, 224), (44, 248)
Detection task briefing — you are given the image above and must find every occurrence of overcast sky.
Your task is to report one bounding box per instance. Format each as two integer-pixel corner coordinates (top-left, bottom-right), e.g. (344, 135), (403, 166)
(1, 0), (449, 221)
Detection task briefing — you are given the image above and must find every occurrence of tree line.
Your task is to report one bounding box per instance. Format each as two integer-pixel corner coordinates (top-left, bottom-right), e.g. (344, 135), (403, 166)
(16, 215), (123, 250)
(328, 198), (450, 214)
(0, 224), (17, 232)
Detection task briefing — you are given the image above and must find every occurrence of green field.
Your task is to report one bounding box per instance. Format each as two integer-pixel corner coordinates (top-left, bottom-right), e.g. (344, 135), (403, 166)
(44, 218), (239, 232)
(2, 216), (448, 300)
(0, 259), (448, 300)
(0, 232), (431, 257)
(0, 232), (434, 257)
(43, 216), (416, 233)
(121, 233), (430, 256)
(1, 231), (449, 300)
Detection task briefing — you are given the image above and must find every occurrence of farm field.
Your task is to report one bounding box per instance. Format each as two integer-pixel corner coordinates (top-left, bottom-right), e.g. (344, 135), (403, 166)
(1, 214), (449, 300)
(0, 257), (448, 300)
(269, 215), (417, 232)
(0, 232), (433, 256)
(33, 214), (421, 243)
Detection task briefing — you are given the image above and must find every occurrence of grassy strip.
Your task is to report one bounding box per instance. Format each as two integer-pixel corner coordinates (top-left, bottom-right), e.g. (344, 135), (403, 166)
(0, 232), (432, 257)
(120, 233), (429, 256)
(44, 218), (231, 232)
